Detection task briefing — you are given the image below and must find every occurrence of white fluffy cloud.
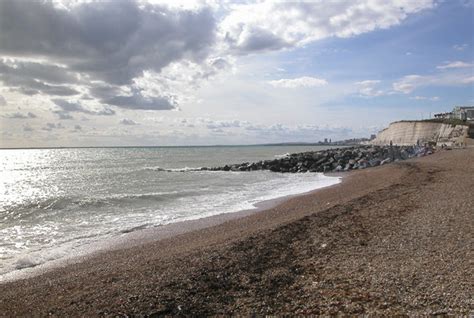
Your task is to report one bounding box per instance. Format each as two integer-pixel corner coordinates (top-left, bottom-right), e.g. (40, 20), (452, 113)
(220, 0), (435, 54)
(393, 71), (474, 94)
(453, 44), (468, 51)
(436, 61), (473, 69)
(392, 75), (423, 94)
(355, 80), (384, 97)
(269, 76), (328, 88)
(410, 96), (440, 101)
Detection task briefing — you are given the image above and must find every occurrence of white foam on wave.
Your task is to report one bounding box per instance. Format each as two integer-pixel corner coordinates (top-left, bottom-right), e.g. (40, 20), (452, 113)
(143, 166), (203, 172)
(0, 171), (341, 282)
(143, 172), (341, 228)
(274, 152), (290, 159)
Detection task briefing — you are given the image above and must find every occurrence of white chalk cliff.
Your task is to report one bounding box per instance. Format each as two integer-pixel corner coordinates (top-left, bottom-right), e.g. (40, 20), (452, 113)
(371, 121), (468, 146)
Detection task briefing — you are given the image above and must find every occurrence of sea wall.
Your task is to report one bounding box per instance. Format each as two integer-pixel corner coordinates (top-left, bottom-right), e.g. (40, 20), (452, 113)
(371, 121), (468, 146)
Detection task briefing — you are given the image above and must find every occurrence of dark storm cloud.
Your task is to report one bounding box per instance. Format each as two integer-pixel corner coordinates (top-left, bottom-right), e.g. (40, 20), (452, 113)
(0, 60), (79, 84)
(0, 72), (80, 96)
(0, 0), (217, 110)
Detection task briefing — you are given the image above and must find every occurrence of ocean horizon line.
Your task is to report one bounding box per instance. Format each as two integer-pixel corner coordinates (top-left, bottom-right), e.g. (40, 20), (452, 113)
(0, 142), (344, 150)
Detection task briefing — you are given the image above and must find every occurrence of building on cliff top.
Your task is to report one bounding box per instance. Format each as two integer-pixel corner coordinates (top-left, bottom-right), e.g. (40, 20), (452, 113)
(434, 106), (474, 121)
(452, 106), (474, 121)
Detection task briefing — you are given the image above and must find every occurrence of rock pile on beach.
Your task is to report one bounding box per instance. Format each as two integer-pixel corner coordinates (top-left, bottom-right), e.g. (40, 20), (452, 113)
(204, 145), (434, 173)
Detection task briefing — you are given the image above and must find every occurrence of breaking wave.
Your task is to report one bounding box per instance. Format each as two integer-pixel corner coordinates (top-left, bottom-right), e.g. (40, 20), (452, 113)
(144, 166), (203, 172)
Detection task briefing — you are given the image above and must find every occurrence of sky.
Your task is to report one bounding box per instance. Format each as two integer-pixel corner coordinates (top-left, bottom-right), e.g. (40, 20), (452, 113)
(0, 0), (473, 147)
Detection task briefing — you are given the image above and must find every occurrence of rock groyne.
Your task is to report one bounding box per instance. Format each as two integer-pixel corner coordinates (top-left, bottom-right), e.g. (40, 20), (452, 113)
(204, 145), (433, 173)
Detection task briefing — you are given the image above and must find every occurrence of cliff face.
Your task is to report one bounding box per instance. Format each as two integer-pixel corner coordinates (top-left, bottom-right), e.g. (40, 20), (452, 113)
(371, 121), (468, 146)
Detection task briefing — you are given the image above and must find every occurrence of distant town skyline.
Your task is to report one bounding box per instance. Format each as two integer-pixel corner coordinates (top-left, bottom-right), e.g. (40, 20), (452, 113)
(0, 0), (473, 147)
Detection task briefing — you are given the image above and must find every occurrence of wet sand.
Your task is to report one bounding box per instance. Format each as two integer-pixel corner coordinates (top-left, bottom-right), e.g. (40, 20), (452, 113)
(0, 148), (473, 316)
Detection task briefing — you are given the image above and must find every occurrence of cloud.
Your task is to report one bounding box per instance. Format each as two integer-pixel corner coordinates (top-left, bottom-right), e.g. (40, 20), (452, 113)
(460, 76), (474, 84)
(119, 118), (139, 125)
(0, 59), (78, 84)
(104, 92), (176, 111)
(0, 0), (217, 110)
(453, 43), (468, 51)
(23, 124), (34, 132)
(410, 96), (440, 101)
(0, 0), (216, 84)
(393, 71), (474, 94)
(0, 0), (436, 113)
(127, 59), (232, 109)
(392, 61), (473, 94)
(355, 80), (384, 97)
(220, 1), (435, 54)
(240, 122), (365, 142)
(205, 119), (243, 129)
(52, 99), (115, 116)
(268, 76), (328, 88)
(436, 61), (473, 69)
(0, 59), (81, 96)
(197, 119), (371, 143)
(392, 75), (424, 94)
(42, 122), (64, 131)
(4, 112), (37, 119)
(0, 95), (6, 106)
(229, 27), (289, 54)
(74, 125), (82, 131)
(0, 75), (80, 96)
(56, 112), (74, 120)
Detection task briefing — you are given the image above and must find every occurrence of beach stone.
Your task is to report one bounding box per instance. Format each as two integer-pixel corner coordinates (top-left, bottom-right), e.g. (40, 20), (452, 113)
(369, 159), (381, 167)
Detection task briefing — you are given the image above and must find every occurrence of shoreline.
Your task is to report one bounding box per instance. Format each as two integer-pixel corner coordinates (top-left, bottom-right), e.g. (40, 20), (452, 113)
(1, 148), (472, 315)
(1, 172), (343, 283)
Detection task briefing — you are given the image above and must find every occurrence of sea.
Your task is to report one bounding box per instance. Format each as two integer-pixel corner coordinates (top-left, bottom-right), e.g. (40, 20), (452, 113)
(0, 146), (341, 280)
